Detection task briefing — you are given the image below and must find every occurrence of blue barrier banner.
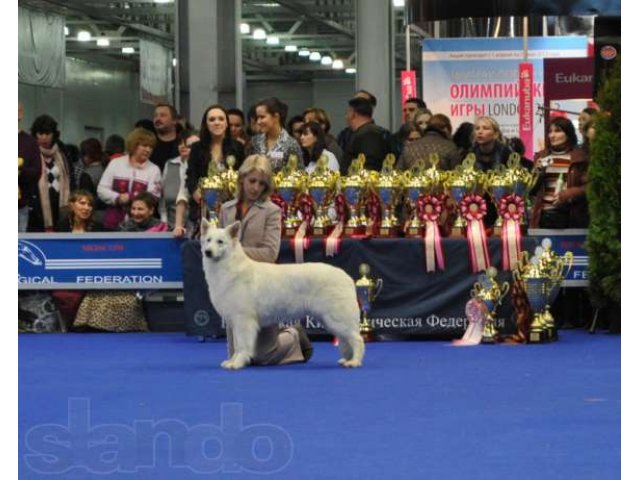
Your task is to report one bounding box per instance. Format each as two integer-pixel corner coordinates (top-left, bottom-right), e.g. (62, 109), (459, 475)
(528, 229), (588, 287)
(18, 233), (186, 290)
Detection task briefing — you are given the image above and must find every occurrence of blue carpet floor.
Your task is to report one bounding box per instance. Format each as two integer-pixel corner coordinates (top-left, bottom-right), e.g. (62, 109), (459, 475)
(19, 330), (620, 479)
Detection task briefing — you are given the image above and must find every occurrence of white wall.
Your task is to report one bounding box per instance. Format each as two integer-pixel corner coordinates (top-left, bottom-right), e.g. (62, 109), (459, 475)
(19, 57), (155, 146)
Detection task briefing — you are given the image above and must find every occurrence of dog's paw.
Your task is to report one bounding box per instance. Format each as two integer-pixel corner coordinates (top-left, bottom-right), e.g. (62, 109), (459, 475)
(337, 358), (347, 366)
(221, 359), (248, 370)
(341, 359), (362, 368)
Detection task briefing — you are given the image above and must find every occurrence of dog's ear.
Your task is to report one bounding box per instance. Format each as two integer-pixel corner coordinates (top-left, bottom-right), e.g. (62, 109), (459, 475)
(227, 221), (241, 240)
(200, 218), (210, 236)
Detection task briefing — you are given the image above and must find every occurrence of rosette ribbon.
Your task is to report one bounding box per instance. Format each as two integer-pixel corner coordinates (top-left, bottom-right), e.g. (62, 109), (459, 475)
(325, 193), (347, 258)
(291, 193), (314, 263)
(417, 194), (445, 272)
(498, 194), (524, 270)
(365, 191), (382, 237)
(460, 194), (491, 273)
(270, 193), (287, 225)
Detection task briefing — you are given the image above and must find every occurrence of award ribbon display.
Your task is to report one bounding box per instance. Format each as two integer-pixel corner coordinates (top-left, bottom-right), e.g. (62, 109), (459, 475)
(270, 193), (287, 225)
(460, 194), (491, 273)
(365, 191), (382, 237)
(325, 193), (346, 257)
(291, 193), (313, 263)
(417, 194), (445, 272)
(498, 194), (525, 271)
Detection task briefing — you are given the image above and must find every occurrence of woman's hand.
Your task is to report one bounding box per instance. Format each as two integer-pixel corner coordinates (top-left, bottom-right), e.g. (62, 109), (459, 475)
(192, 188), (202, 204)
(117, 193), (130, 206)
(173, 225), (187, 238)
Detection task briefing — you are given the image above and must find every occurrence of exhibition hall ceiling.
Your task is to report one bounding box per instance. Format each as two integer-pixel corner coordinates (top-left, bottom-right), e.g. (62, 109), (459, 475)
(18, 0), (418, 81)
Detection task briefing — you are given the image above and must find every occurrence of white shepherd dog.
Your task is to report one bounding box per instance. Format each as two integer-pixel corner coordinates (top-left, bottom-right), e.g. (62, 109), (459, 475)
(201, 220), (365, 370)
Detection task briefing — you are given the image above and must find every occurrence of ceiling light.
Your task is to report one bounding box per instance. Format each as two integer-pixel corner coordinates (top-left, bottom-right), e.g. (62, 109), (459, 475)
(153, 0), (173, 3)
(346, 67), (357, 74)
(298, 49), (310, 57)
(309, 51), (321, 61)
(77, 30), (92, 42)
(97, 38), (110, 47)
(332, 59), (344, 69)
(122, 47), (135, 54)
(240, 23), (250, 34)
(252, 28), (266, 40)
(393, 0), (405, 7)
(284, 45), (298, 52)
(266, 35), (280, 45)
(64, 26), (69, 36)
(321, 55), (333, 65)
(172, 58), (177, 67)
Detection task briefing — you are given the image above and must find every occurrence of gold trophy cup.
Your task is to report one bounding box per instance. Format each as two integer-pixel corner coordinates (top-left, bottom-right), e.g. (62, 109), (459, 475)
(355, 263), (383, 342)
(342, 156), (366, 236)
(199, 159), (226, 227)
(470, 266), (510, 343)
(376, 154), (403, 236)
(308, 155), (338, 236)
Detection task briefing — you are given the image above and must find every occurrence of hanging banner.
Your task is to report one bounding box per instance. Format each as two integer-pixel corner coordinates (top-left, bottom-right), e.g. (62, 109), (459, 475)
(401, 70), (418, 107)
(140, 39), (173, 105)
(422, 36), (587, 154)
(518, 62), (534, 159)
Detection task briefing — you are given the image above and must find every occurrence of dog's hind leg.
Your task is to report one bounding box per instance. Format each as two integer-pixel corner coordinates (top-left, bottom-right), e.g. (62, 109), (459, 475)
(342, 334), (365, 368)
(222, 315), (260, 370)
(335, 336), (353, 366)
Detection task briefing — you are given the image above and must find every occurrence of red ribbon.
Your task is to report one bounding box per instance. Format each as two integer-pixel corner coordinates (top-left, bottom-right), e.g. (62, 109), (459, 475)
(289, 193), (313, 263)
(460, 194), (491, 273)
(324, 194), (346, 257)
(498, 194), (525, 270)
(365, 191), (382, 236)
(270, 193), (287, 224)
(417, 194), (445, 272)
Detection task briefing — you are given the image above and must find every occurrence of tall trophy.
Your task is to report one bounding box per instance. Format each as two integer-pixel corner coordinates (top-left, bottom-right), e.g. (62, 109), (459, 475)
(403, 158), (427, 237)
(274, 155), (304, 237)
(355, 263), (383, 342)
(470, 266), (510, 343)
(445, 154), (482, 237)
(505, 152), (538, 227)
(486, 164), (511, 235)
(220, 155), (238, 199)
(376, 154), (403, 236)
(515, 239), (573, 343)
(199, 159), (225, 226)
(342, 155), (366, 236)
(308, 155), (339, 236)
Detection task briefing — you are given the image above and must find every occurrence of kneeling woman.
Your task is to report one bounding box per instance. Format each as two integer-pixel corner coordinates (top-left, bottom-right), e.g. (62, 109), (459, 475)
(219, 154), (313, 364)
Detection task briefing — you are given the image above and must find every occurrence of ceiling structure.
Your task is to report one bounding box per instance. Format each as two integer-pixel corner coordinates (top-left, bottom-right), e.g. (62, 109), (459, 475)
(18, 0), (422, 82)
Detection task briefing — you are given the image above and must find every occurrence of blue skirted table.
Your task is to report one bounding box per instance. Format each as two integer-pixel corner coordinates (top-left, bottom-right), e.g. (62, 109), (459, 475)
(181, 237), (538, 340)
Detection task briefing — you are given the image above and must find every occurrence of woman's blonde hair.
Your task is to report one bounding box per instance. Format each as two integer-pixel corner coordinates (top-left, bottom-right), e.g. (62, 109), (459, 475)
(236, 154), (274, 202)
(126, 127), (157, 156)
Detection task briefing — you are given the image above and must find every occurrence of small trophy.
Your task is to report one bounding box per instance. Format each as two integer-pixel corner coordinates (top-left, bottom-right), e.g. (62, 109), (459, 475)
(470, 266), (510, 343)
(199, 159), (225, 226)
(355, 263), (383, 342)
(505, 153), (538, 227)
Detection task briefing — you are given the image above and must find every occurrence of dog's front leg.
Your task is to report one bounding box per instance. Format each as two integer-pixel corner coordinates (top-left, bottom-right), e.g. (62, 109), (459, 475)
(222, 316), (259, 370)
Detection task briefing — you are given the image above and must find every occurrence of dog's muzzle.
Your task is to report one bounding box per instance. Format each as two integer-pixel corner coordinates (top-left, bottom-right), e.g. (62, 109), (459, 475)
(204, 249), (221, 262)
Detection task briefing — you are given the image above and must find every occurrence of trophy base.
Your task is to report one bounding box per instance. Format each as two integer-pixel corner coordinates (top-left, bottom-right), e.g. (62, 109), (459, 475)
(312, 225), (332, 237)
(344, 225), (365, 236)
(360, 328), (375, 342)
(377, 226), (398, 237)
(450, 226), (464, 237)
(283, 226), (298, 238)
(528, 329), (550, 344)
(404, 226), (425, 238)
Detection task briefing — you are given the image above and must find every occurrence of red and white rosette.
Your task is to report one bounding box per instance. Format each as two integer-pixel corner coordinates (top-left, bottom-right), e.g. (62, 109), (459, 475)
(270, 193), (287, 225)
(325, 193), (347, 257)
(365, 191), (382, 237)
(498, 194), (524, 271)
(417, 194), (445, 272)
(452, 298), (489, 346)
(460, 194), (491, 273)
(291, 193), (313, 263)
